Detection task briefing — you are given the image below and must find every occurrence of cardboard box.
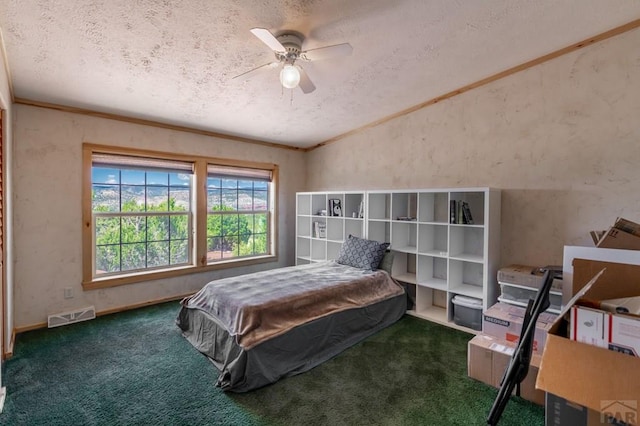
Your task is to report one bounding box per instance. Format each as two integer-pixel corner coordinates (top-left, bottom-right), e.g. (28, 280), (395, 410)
(597, 227), (640, 250)
(497, 264), (563, 292)
(536, 259), (640, 426)
(562, 245), (640, 306)
(546, 393), (637, 426)
(482, 302), (557, 354)
(497, 264), (548, 289)
(613, 217), (640, 237)
(467, 334), (544, 405)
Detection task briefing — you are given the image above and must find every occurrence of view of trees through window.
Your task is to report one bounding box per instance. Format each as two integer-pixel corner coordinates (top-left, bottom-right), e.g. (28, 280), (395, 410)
(206, 176), (269, 261)
(92, 167), (192, 275)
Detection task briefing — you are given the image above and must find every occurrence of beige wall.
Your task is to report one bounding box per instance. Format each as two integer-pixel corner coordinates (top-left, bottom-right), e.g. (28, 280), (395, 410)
(307, 28), (640, 268)
(0, 38), (13, 369)
(9, 26), (640, 330)
(12, 105), (306, 328)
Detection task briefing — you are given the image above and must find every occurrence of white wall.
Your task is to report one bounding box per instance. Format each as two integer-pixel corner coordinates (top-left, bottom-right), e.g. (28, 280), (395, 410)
(306, 28), (640, 269)
(12, 106), (307, 328)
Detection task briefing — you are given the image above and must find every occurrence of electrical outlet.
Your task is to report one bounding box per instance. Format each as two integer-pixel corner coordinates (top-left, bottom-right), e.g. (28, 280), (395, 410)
(64, 287), (74, 299)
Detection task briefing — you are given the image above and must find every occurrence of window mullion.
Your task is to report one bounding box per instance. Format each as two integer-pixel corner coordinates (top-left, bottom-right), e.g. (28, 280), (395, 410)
(194, 160), (208, 267)
(119, 215), (123, 273)
(145, 215), (148, 270)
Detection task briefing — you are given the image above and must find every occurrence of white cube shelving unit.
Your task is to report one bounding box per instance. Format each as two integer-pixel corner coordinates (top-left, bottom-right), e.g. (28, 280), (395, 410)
(296, 188), (501, 333)
(295, 191), (366, 264)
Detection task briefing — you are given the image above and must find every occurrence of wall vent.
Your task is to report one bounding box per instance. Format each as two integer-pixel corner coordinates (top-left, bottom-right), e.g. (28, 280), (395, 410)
(47, 306), (96, 328)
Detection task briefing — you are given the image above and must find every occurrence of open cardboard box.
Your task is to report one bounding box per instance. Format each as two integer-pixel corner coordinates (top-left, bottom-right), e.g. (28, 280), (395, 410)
(596, 217), (640, 250)
(536, 258), (640, 425)
(468, 334), (544, 405)
(597, 227), (640, 250)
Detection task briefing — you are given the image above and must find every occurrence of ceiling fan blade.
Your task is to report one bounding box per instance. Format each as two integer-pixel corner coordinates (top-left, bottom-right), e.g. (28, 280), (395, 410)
(301, 43), (353, 61)
(232, 62), (279, 82)
(298, 66), (316, 94)
(250, 28), (286, 52)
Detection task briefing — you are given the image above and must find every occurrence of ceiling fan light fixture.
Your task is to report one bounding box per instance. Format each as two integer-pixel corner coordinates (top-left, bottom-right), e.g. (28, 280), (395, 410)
(239, 28), (352, 94)
(280, 64), (301, 89)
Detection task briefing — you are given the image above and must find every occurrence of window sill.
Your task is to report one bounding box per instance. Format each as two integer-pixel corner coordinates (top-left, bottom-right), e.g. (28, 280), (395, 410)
(82, 255), (278, 290)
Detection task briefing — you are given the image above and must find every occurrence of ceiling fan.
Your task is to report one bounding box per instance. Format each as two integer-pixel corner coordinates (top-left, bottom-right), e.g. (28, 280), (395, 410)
(233, 28), (353, 94)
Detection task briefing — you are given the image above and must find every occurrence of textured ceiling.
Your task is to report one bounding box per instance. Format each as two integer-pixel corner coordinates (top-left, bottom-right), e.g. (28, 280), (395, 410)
(1, 1), (639, 149)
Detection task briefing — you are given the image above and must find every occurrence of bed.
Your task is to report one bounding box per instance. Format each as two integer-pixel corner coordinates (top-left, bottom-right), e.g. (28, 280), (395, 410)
(177, 236), (406, 392)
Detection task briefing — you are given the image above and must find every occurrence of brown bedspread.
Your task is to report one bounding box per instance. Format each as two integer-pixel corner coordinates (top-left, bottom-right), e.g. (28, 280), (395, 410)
(181, 261), (404, 349)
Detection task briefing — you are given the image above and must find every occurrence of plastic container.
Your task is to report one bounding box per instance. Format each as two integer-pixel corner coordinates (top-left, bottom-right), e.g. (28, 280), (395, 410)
(499, 283), (563, 313)
(451, 295), (483, 330)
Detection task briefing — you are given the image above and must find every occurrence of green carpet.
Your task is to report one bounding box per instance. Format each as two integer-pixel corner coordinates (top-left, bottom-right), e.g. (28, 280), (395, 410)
(1, 302), (544, 425)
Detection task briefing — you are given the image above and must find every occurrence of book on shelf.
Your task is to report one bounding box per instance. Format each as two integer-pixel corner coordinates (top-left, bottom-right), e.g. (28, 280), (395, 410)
(450, 200), (457, 224)
(358, 200), (365, 218)
(449, 200), (474, 224)
(462, 201), (474, 224)
(313, 221), (326, 238)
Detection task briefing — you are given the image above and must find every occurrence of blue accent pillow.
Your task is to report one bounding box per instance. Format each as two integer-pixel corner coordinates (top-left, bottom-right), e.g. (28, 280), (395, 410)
(336, 235), (390, 270)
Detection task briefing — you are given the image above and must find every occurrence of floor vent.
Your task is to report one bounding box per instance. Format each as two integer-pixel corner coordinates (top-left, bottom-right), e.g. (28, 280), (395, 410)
(47, 306), (96, 328)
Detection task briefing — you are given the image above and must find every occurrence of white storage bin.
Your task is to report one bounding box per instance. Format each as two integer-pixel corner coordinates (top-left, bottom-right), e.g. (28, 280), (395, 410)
(451, 295), (483, 330)
(499, 283), (562, 313)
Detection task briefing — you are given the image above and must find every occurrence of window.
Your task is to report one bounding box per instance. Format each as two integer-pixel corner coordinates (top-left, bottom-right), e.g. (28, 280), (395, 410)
(91, 154), (194, 277)
(206, 165), (272, 262)
(83, 144), (277, 288)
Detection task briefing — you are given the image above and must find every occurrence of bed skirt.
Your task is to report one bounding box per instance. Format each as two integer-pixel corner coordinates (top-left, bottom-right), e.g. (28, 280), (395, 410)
(177, 292), (407, 392)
